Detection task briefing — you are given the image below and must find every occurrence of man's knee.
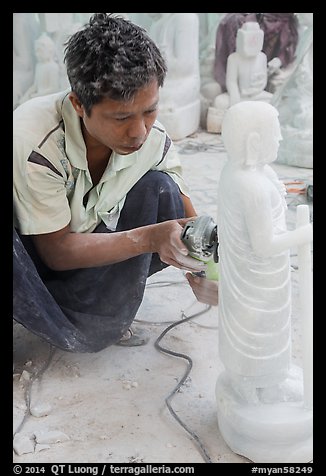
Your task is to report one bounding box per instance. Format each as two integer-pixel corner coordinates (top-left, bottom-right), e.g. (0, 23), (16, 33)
(119, 171), (184, 227)
(140, 171), (184, 213)
(138, 170), (180, 195)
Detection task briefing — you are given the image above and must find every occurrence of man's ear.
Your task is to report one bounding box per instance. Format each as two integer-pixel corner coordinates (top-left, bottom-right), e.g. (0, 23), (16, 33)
(68, 92), (84, 117)
(245, 131), (260, 166)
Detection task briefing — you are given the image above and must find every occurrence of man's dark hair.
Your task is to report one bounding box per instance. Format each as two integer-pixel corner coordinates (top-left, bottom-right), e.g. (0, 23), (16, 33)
(64, 13), (167, 115)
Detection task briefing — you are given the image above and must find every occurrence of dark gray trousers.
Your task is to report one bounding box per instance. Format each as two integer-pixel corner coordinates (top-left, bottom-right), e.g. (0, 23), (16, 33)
(13, 171), (185, 352)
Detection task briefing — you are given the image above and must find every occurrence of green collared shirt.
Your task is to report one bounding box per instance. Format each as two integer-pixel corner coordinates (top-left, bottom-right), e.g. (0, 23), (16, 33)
(13, 90), (190, 235)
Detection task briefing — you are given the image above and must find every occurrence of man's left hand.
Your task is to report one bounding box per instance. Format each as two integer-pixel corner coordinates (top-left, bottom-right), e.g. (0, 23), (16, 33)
(185, 272), (218, 306)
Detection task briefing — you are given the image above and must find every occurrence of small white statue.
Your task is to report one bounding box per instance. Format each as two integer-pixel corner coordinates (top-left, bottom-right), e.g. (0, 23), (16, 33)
(207, 22), (275, 133)
(215, 101), (313, 463)
(149, 13), (201, 140)
(19, 33), (60, 105)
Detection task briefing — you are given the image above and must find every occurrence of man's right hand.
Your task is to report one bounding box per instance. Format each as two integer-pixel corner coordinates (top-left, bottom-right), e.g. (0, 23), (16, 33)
(149, 218), (207, 273)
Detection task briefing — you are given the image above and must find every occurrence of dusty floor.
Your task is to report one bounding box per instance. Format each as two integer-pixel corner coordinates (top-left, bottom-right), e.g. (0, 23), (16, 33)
(13, 131), (313, 464)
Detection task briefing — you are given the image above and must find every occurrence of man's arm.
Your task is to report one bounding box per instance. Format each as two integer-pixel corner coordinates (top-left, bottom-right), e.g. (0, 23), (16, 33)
(31, 220), (206, 273)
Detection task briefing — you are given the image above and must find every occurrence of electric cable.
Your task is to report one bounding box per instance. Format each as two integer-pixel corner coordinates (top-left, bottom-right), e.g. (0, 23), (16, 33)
(135, 301), (218, 330)
(154, 304), (214, 463)
(145, 280), (187, 288)
(134, 280), (190, 326)
(135, 280), (218, 329)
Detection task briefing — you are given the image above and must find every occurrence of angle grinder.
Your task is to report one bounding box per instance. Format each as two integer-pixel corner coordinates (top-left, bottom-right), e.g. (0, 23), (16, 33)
(180, 215), (219, 281)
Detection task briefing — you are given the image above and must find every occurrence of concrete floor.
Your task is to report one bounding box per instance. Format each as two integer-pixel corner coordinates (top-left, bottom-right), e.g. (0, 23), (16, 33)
(13, 130), (313, 464)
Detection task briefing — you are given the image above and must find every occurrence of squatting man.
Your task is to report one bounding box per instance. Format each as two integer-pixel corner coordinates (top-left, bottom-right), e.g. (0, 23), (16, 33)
(13, 13), (218, 352)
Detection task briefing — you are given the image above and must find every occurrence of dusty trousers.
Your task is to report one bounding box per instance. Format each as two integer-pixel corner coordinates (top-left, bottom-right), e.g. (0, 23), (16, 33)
(13, 171), (185, 352)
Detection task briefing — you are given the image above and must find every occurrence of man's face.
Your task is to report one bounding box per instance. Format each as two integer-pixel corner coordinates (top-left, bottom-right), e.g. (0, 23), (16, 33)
(71, 80), (160, 155)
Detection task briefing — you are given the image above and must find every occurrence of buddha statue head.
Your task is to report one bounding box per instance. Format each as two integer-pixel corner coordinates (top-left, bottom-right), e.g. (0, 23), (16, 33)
(236, 22), (264, 58)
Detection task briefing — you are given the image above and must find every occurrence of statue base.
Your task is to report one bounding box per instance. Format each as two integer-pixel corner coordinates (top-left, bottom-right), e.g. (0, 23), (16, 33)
(215, 370), (313, 463)
(158, 99), (200, 141)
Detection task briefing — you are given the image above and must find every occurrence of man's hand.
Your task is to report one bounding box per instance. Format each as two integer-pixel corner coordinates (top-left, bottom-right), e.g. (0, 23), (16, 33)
(185, 272), (218, 306)
(150, 218), (207, 273)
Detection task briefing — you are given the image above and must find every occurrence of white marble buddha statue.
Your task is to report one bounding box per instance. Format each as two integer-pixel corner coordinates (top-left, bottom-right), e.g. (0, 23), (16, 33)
(19, 33), (60, 105)
(207, 22), (273, 133)
(217, 101), (313, 404)
(148, 13), (201, 140)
